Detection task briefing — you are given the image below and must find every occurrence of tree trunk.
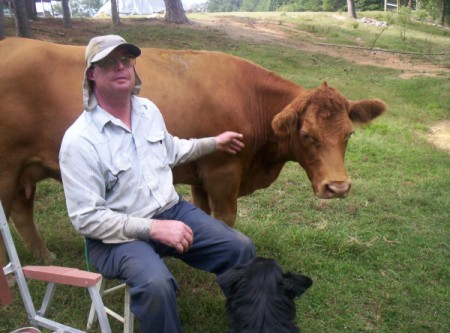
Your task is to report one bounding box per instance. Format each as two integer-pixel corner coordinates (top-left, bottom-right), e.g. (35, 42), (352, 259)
(26, 0), (35, 20)
(347, 0), (357, 18)
(13, 0), (33, 38)
(440, 0), (446, 26)
(62, 0), (72, 28)
(0, 0), (5, 40)
(110, 0), (120, 26)
(164, 0), (189, 24)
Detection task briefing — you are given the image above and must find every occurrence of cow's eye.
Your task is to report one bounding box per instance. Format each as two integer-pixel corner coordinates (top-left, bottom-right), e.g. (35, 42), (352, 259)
(300, 131), (318, 144)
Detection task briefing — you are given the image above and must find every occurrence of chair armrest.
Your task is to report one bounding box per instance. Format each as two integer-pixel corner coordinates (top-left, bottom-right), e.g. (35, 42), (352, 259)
(22, 266), (102, 287)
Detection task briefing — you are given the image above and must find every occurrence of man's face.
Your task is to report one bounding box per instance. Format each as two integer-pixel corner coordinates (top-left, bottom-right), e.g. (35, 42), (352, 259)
(88, 48), (136, 96)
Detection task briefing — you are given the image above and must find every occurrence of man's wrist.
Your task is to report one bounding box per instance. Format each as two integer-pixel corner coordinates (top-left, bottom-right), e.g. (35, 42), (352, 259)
(123, 216), (153, 240)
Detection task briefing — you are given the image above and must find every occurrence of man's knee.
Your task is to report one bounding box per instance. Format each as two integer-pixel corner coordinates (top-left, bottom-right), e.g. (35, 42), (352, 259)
(132, 274), (178, 298)
(228, 231), (256, 264)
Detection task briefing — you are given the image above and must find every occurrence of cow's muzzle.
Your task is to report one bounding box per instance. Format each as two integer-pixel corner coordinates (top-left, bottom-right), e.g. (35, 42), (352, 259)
(317, 180), (351, 199)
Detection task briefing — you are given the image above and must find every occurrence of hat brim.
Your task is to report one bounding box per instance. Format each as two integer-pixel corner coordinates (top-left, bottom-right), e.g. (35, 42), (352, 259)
(91, 43), (141, 63)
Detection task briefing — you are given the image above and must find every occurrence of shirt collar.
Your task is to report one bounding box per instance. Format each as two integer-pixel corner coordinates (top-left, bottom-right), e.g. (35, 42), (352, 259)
(89, 96), (148, 132)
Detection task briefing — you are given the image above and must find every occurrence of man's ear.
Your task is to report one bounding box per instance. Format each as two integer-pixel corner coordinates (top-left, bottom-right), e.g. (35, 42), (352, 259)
(87, 67), (95, 81)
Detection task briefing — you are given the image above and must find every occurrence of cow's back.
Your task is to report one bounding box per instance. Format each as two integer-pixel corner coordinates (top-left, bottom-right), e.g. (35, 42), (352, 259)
(1, 39), (283, 148)
(0, 38), (85, 178)
(137, 49), (270, 139)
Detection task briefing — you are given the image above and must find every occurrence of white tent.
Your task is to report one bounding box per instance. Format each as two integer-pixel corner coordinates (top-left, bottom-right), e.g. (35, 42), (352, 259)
(96, 0), (207, 16)
(96, 0), (166, 16)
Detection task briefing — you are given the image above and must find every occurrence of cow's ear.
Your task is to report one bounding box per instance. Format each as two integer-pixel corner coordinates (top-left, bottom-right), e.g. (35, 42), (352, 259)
(272, 107), (298, 137)
(321, 81), (329, 88)
(349, 99), (387, 124)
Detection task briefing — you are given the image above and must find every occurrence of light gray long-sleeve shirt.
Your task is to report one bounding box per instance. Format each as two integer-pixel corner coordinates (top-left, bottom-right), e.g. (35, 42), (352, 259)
(59, 96), (216, 243)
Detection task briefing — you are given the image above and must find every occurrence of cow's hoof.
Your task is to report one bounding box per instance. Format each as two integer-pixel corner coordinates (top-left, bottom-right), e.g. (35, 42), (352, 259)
(33, 249), (57, 263)
(43, 251), (57, 263)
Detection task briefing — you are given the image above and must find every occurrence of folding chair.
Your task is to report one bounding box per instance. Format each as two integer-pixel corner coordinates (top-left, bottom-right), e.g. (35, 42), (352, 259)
(0, 201), (112, 333)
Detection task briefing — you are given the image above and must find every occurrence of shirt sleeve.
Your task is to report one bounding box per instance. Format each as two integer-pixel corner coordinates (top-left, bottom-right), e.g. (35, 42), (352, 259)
(164, 134), (217, 168)
(59, 135), (151, 243)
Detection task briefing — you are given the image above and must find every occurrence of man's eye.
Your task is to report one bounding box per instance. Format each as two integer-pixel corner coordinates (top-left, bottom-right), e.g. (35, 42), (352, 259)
(100, 58), (115, 67)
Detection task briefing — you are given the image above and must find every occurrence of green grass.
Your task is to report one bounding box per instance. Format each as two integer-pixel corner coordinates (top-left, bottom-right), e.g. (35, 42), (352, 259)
(1, 12), (449, 333)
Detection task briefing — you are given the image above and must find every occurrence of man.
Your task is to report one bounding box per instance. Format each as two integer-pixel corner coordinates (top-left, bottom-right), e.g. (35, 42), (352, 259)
(59, 35), (256, 332)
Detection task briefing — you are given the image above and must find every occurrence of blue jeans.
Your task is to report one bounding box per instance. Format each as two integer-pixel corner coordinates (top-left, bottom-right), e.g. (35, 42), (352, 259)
(86, 200), (256, 333)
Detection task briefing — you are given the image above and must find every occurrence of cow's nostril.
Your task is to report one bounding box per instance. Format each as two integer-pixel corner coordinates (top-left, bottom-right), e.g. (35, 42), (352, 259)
(325, 181), (351, 197)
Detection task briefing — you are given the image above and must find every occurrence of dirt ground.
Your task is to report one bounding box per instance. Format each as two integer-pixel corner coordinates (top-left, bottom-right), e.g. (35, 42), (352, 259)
(192, 15), (449, 78)
(4, 15), (449, 151)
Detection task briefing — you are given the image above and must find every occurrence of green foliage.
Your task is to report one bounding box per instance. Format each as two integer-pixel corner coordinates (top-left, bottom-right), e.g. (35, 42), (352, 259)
(414, 9), (430, 21)
(355, 0), (384, 11)
(241, 0), (270, 11)
(206, 0), (447, 26)
(70, 0), (103, 18)
(208, 0), (242, 12)
(398, 5), (412, 41)
(205, 0), (448, 26)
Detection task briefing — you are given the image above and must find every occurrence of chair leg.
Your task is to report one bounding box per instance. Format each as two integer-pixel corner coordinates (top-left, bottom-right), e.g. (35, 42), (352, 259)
(37, 282), (57, 317)
(87, 285), (111, 333)
(123, 284), (134, 333)
(87, 278), (106, 331)
(87, 277), (134, 333)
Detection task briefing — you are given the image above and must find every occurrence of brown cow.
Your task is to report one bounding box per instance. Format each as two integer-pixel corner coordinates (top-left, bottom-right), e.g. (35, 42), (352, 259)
(0, 37), (386, 271)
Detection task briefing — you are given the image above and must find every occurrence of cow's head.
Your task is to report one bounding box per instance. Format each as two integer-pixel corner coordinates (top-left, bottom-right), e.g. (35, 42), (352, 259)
(272, 82), (386, 199)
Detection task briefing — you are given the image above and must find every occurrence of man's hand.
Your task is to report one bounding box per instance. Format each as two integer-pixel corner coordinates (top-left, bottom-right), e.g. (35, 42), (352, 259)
(150, 220), (193, 254)
(215, 131), (245, 154)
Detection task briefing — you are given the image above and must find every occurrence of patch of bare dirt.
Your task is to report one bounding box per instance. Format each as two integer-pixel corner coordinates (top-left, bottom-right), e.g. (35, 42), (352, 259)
(426, 121), (450, 153)
(190, 15), (449, 78)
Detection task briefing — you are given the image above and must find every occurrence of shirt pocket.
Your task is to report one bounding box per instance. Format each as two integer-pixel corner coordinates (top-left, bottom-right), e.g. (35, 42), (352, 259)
(105, 156), (131, 193)
(145, 131), (167, 161)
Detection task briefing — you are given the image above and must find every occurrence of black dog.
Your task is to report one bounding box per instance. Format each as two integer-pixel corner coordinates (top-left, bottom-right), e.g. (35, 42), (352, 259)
(217, 257), (313, 333)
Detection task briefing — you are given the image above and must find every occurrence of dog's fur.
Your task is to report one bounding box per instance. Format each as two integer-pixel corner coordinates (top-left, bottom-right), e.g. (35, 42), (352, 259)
(217, 257), (313, 333)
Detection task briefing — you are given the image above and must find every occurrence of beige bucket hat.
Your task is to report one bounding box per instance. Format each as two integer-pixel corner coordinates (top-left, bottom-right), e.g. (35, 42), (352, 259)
(82, 35), (142, 111)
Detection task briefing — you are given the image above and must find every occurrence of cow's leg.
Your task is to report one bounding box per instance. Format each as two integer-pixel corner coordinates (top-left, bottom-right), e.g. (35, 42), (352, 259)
(208, 194), (238, 228)
(192, 184), (238, 227)
(191, 185), (212, 215)
(11, 185), (56, 263)
(202, 168), (241, 228)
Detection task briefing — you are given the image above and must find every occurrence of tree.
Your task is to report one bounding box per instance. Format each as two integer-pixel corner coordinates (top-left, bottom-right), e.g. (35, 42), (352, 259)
(26, 0), (37, 19)
(13, 0), (33, 37)
(110, 0), (120, 26)
(347, 0), (357, 18)
(0, 0), (5, 40)
(69, 0), (102, 17)
(440, 0), (447, 25)
(62, 0), (72, 28)
(164, 0), (189, 24)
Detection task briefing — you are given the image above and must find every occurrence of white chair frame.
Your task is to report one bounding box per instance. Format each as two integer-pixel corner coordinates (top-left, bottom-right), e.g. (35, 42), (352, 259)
(87, 277), (134, 333)
(0, 201), (112, 333)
